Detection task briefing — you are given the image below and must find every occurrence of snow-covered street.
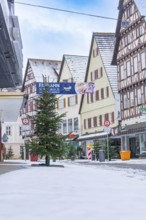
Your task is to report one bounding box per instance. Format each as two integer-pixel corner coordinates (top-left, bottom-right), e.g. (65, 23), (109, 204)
(0, 161), (146, 220)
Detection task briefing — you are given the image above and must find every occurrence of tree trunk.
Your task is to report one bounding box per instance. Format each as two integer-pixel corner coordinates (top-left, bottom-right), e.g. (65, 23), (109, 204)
(45, 155), (50, 166)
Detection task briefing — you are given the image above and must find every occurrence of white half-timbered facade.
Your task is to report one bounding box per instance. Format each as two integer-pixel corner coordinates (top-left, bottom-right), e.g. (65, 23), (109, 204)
(112, 0), (146, 157)
(57, 55), (88, 141)
(21, 58), (61, 158)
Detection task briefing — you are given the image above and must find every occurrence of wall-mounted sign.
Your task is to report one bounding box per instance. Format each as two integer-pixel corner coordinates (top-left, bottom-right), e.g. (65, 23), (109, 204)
(36, 82), (95, 95)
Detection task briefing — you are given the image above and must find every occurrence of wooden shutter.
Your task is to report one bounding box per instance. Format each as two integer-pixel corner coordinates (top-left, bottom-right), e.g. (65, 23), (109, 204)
(26, 104), (28, 113)
(64, 99), (66, 108)
(88, 118), (91, 128)
(101, 67), (103, 77)
(95, 69), (98, 79)
(75, 95), (78, 104)
(84, 119), (86, 129)
(30, 100), (33, 111)
(93, 117), (97, 127)
(112, 112), (114, 123)
(99, 115), (102, 126)
(96, 90), (99, 101)
(91, 72), (93, 81)
(91, 94), (93, 103)
(87, 94), (89, 104)
(106, 86), (109, 97)
(68, 97), (70, 107)
(101, 88), (104, 99)
(30, 85), (32, 94)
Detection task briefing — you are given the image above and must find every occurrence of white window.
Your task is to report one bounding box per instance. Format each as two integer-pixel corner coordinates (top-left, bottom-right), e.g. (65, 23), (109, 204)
(130, 91), (134, 106)
(68, 119), (72, 133)
(32, 84), (36, 93)
(137, 89), (142, 105)
(70, 96), (76, 106)
(19, 126), (22, 136)
(124, 94), (128, 109)
(58, 99), (65, 109)
(126, 60), (131, 76)
(6, 126), (11, 136)
(127, 6), (132, 17)
(133, 56), (138, 73)
(74, 118), (78, 131)
(141, 52), (146, 70)
(120, 65), (125, 80)
(97, 116), (100, 126)
(124, 35), (130, 45)
(63, 120), (67, 134)
(136, 26), (143, 38)
(57, 123), (62, 133)
(109, 113), (112, 124)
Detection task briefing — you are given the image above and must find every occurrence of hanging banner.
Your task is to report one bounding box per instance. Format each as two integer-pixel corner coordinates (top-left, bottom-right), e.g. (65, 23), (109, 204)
(36, 82), (95, 95)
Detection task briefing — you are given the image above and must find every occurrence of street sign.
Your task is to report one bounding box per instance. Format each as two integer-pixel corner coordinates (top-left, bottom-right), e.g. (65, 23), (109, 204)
(104, 120), (110, 127)
(104, 127), (111, 134)
(22, 118), (29, 125)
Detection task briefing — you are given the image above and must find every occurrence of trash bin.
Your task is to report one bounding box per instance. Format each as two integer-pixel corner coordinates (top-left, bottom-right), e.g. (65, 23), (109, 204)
(99, 150), (105, 162)
(92, 154), (96, 161)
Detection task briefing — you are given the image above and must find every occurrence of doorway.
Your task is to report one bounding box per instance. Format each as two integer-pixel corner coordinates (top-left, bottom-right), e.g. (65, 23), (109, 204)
(129, 136), (140, 158)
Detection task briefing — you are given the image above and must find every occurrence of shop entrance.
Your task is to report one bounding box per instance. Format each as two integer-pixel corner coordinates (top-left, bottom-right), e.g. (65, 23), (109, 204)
(129, 136), (140, 158)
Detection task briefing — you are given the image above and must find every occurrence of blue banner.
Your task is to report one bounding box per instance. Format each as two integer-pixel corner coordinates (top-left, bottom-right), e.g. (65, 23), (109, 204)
(36, 82), (95, 95)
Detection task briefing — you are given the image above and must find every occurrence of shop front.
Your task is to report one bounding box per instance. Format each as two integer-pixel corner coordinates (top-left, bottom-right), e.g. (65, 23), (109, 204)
(120, 122), (146, 158)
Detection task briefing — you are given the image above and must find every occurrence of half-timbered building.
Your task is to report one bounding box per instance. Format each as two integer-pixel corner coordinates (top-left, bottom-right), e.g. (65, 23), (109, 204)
(21, 58), (61, 158)
(112, 0), (146, 158)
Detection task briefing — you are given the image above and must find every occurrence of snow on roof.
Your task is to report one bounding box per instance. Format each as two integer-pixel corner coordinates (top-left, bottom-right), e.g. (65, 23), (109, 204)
(134, 0), (146, 17)
(94, 33), (118, 94)
(29, 59), (61, 82)
(64, 55), (88, 82)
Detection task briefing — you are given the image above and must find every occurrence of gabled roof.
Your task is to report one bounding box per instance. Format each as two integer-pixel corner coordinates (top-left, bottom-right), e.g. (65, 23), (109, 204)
(112, 0), (146, 65)
(79, 32), (117, 114)
(58, 55), (88, 82)
(22, 58), (61, 91)
(94, 33), (118, 94)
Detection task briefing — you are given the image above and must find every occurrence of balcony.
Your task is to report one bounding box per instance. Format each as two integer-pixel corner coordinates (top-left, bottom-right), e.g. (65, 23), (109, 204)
(0, 1), (23, 88)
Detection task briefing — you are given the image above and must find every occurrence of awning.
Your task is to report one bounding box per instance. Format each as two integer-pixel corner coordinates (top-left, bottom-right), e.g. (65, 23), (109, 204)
(77, 132), (108, 141)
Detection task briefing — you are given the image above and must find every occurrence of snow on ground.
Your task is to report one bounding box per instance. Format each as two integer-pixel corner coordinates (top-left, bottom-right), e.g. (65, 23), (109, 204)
(0, 161), (146, 220)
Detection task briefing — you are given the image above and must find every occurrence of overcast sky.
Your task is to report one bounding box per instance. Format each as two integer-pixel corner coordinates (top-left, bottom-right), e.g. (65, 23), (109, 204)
(15, 0), (119, 73)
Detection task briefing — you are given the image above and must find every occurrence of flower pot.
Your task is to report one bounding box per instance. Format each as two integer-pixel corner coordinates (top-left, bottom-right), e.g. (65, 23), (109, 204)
(120, 151), (131, 160)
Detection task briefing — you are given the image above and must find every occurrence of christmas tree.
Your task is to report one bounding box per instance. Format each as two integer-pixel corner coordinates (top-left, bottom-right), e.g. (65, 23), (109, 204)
(26, 85), (67, 166)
